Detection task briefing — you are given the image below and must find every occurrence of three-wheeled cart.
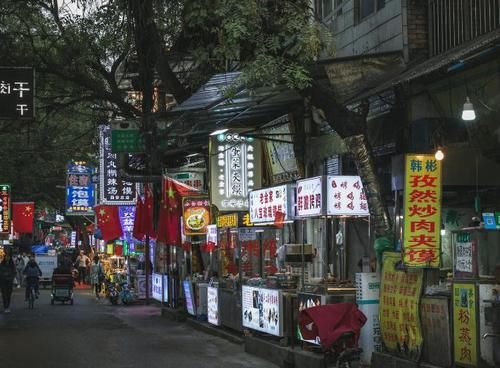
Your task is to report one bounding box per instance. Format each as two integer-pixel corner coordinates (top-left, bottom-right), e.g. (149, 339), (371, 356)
(51, 274), (74, 305)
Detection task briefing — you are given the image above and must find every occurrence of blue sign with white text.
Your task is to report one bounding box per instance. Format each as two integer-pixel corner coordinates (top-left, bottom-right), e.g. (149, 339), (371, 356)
(66, 161), (95, 215)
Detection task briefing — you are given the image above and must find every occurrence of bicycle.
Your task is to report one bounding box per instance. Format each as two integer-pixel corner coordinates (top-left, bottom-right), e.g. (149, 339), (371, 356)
(27, 284), (36, 309)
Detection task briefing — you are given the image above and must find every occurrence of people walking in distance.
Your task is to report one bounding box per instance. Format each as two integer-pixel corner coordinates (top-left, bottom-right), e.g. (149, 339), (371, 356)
(14, 253), (26, 288)
(75, 250), (90, 285)
(23, 254), (42, 301)
(0, 253), (17, 313)
(90, 255), (104, 300)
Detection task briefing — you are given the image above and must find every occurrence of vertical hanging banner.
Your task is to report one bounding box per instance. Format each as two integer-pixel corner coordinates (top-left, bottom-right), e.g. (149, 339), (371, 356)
(453, 282), (478, 367)
(380, 252), (423, 361)
(119, 206), (136, 244)
(0, 67), (35, 119)
(99, 125), (137, 205)
(403, 154), (442, 267)
(209, 132), (262, 211)
(0, 185), (11, 233)
(66, 161), (95, 215)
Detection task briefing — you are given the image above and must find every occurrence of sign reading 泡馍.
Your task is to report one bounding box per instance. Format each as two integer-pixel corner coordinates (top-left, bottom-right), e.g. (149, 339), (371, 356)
(0, 67), (34, 119)
(403, 154), (442, 267)
(209, 132), (262, 211)
(66, 161), (95, 215)
(380, 252), (423, 361)
(0, 184), (11, 233)
(453, 282), (478, 367)
(99, 125), (137, 205)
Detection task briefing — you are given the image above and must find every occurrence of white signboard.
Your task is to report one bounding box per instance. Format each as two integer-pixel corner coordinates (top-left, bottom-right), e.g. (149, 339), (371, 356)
(210, 133), (262, 211)
(206, 224), (218, 245)
(296, 176), (324, 217)
(238, 228), (256, 241)
(242, 285), (283, 336)
(326, 176), (369, 216)
(455, 241), (473, 273)
(249, 184), (293, 224)
(152, 273), (169, 303)
(207, 286), (220, 326)
(170, 171), (205, 191)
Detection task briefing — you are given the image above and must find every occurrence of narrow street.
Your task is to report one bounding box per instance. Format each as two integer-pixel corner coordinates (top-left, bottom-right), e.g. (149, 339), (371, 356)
(0, 286), (277, 368)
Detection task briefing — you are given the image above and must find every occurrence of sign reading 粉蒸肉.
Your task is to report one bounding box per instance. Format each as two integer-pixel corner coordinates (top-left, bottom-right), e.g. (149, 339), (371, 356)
(242, 285), (283, 336)
(66, 162), (95, 215)
(296, 176), (324, 217)
(403, 154), (442, 267)
(209, 132), (262, 211)
(453, 282), (478, 367)
(380, 252), (423, 361)
(99, 125), (137, 205)
(0, 184), (11, 233)
(0, 67), (34, 119)
(326, 176), (369, 216)
(248, 184), (294, 223)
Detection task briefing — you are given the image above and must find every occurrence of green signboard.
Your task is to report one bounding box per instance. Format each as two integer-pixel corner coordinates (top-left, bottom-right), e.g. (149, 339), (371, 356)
(111, 129), (145, 153)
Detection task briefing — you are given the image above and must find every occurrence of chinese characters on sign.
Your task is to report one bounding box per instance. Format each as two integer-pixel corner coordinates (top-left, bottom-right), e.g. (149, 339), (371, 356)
(326, 176), (369, 216)
(216, 212), (253, 228)
(420, 297), (452, 367)
(99, 125), (137, 205)
(182, 197), (211, 235)
(296, 177), (324, 217)
(380, 252), (423, 360)
(118, 206), (136, 244)
(454, 232), (476, 278)
(249, 185), (293, 224)
(171, 171), (205, 191)
(403, 154), (442, 267)
(0, 185), (11, 233)
(207, 286), (220, 326)
(242, 285), (283, 336)
(210, 133), (261, 211)
(453, 283), (478, 367)
(0, 67), (34, 119)
(66, 162), (95, 215)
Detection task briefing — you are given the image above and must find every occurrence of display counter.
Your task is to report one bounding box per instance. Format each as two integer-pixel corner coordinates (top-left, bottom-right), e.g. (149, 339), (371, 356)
(220, 288), (243, 331)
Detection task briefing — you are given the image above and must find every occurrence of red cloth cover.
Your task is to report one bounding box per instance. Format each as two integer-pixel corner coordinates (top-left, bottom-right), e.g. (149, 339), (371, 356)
(298, 303), (367, 350)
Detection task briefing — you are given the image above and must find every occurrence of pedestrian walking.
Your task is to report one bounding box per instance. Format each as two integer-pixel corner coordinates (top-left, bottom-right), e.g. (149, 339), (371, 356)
(0, 253), (17, 313)
(74, 250), (90, 285)
(90, 255), (104, 300)
(14, 253), (26, 288)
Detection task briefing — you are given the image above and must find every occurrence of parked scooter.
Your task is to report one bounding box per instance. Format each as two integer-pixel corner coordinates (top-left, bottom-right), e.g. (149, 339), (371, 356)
(104, 278), (119, 305)
(118, 282), (136, 305)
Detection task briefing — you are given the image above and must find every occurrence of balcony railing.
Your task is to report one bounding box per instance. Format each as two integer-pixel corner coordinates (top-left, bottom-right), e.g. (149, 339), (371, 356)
(429, 0), (500, 56)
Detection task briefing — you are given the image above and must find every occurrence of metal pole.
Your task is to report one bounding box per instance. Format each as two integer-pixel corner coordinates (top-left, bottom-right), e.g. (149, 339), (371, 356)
(301, 219), (305, 290)
(145, 234), (150, 304)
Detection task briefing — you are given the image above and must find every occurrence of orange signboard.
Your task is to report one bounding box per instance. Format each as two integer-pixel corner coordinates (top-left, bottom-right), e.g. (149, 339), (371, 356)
(403, 154), (442, 267)
(182, 197), (211, 235)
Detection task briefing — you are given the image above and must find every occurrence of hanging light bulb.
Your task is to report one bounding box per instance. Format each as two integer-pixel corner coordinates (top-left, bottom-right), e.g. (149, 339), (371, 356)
(461, 97), (476, 121)
(435, 148), (444, 161)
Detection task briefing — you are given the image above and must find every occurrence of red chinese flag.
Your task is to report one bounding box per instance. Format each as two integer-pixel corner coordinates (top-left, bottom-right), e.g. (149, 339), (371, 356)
(141, 184), (156, 239)
(133, 195), (144, 240)
(95, 205), (123, 241)
(12, 202), (35, 234)
(160, 177), (199, 246)
(274, 210), (286, 229)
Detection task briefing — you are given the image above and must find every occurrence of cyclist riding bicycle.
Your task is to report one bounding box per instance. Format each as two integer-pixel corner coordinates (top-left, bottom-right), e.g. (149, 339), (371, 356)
(23, 255), (42, 301)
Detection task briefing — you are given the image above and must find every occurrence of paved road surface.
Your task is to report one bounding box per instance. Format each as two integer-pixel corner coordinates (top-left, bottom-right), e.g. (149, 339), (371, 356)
(0, 286), (277, 368)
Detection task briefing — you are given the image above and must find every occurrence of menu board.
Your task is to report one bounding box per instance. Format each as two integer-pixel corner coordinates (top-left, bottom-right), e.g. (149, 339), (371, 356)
(183, 280), (196, 315)
(248, 184), (294, 224)
(242, 285), (282, 336)
(182, 197), (211, 235)
(380, 252), (423, 361)
(326, 176), (369, 216)
(207, 286), (220, 326)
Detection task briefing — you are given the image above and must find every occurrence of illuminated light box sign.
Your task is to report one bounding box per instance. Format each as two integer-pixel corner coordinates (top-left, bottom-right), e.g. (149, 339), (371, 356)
(207, 286), (220, 326)
(183, 280), (196, 315)
(402, 154), (442, 268)
(66, 161), (95, 215)
(242, 285), (283, 336)
(171, 171), (205, 191)
(209, 132), (262, 211)
(248, 184), (295, 224)
(0, 184), (11, 233)
(296, 176), (325, 217)
(326, 176), (369, 216)
(99, 125), (138, 205)
(182, 197), (211, 235)
(216, 212), (253, 228)
(152, 273), (169, 303)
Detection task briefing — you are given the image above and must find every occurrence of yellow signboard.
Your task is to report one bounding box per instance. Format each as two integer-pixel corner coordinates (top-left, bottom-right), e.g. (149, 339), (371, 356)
(403, 154), (442, 267)
(453, 282), (478, 367)
(380, 252), (423, 360)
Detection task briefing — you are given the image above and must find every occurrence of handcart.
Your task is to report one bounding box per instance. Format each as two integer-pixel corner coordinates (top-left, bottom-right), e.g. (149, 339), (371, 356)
(51, 273), (74, 305)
